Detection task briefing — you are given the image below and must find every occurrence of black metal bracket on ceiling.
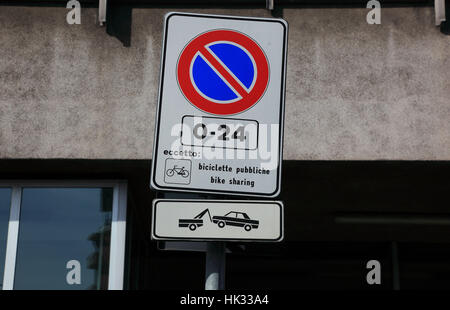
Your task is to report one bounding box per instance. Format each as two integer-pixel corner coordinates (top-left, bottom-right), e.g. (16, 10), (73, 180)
(98, 0), (132, 47)
(436, 0), (450, 34)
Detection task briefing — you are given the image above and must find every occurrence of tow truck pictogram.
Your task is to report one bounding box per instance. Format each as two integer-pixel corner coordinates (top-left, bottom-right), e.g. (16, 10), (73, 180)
(178, 208), (213, 231)
(179, 209), (259, 232)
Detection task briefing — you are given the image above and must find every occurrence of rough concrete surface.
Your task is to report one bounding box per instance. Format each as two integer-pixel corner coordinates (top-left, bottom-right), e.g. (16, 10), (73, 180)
(0, 7), (449, 159)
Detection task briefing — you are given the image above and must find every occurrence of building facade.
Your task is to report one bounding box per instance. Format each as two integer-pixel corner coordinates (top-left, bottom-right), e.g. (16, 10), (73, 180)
(0, 1), (449, 290)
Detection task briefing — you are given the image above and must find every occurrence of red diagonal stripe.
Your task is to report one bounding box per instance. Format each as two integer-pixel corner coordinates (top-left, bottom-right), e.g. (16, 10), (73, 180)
(199, 46), (248, 98)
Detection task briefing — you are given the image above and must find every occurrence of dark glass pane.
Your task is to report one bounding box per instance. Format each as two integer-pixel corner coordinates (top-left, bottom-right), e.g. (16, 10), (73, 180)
(0, 188), (12, 289)
(14, 188), (113, 290)
(398, 243), (450, 290)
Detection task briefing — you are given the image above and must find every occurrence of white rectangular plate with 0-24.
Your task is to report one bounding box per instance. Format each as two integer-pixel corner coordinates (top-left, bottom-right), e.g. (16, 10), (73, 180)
(181, 115), (258, 150)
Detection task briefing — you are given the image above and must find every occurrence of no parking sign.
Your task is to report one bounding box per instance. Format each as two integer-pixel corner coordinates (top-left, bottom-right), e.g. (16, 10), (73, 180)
(151, 12), (288, 197)
(177, 29), (269, 115)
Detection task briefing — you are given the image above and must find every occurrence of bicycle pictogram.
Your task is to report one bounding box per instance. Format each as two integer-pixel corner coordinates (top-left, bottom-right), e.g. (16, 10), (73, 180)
(164, 158), (192, 185)
(166, 165), (190, 178)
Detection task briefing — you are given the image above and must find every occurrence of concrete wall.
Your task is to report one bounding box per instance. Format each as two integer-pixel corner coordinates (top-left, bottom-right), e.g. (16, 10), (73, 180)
(0, 6), (448, 160)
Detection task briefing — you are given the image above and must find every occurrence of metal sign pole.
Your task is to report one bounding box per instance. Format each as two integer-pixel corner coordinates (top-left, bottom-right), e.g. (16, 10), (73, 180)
(205, 241), (226, 290)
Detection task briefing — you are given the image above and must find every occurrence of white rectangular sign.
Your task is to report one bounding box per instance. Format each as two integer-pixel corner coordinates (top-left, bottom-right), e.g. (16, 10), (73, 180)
(150, 12), (288, 197)
(151, 199), (284, 242)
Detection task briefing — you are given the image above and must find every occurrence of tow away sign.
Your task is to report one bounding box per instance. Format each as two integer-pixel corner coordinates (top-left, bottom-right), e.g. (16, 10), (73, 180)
(151, 199), (284, 242)
(151, 12), (288, 197)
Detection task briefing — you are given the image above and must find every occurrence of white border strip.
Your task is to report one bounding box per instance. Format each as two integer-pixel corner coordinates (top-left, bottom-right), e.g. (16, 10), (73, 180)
(108, 182), (128, 290)
(0, 180), (122, 188)
(2, 187), (21, 290)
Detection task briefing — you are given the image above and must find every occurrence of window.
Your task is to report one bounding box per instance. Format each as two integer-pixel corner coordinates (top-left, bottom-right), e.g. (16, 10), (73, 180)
(0, 181), (127, 290)
(225, 212), (237, 218)
(237, 213), (249, 220)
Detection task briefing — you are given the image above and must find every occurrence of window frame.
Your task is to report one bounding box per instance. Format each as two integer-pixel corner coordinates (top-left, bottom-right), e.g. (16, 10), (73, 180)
(0, 180), (127, 290)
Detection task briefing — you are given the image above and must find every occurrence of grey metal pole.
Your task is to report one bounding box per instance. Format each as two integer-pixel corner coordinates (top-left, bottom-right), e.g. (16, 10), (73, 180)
(205, 242), (226, 290)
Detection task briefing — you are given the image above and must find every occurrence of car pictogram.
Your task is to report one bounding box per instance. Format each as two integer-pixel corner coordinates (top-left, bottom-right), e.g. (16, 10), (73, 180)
(212, 211), (259, 231)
